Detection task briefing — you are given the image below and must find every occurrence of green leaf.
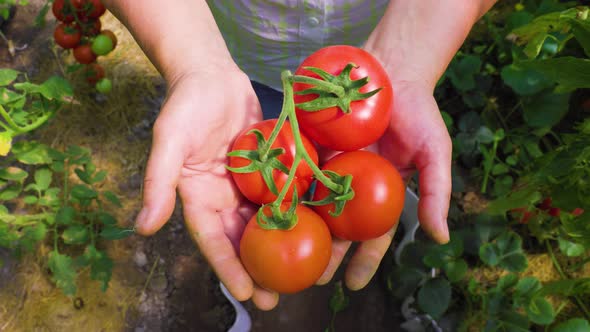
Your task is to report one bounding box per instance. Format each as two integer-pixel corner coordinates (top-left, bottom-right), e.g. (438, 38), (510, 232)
(524, 33), (548, 59)
(487, 188), (542, 215)
(102, 191), (122, 207)
(88, 247), (113, 292)
(0, 167), (28, 181)
(492, 164), (510, 175)
(70, 184), (97, 200)
(56, 206), (75, 225)
(388, 266), (427, 299)
(47, 251), (77, 295)
(62, 225), (89, 245)
(0, 69), (19, 86)
(570, 19), (590, 58)
(99, 225), (133, 240)
(479, 231), (528, 272)
(523, 91), (571, 128)
(74, 169), (91, 185)
(493, 176), (514, 197)
(539, 278), (590, 297)
(34, 168), (52, 191)
(558, 237), (586, 257)
(417, 278), (452, 319)
(97, 212), (117, 225)
(92, 170), (107, 184)
(23, 195), (38, 204)
(551, 318), (590, 332)
(0, 183), (22, 200)
(506, 155), (518, 166)
(444, 259), (468, 283)
(447, 55), (482, 91)
(514, 277), (542, 307)
(38, 187), (60, 207)
(501, 64), (553, 95)
(526, 297), (555, 325)
(520, 57), (590, 92)
(38, 76), (73, 100)
(496, 273), (519, 291)
(476, 126), (495, 144)
(329, 281), (349, 314)
(11, 142), (52, 165)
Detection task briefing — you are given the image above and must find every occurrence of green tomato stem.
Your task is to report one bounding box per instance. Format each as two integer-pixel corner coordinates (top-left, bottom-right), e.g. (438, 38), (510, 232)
(257, 99), (289, 160)
(291, 75), (345, 97)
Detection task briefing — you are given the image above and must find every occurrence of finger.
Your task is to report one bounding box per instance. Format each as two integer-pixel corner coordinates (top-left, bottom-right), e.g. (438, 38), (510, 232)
(316, 238), (351, 285)
(181, 202), (254, 302)
(252, 285), (279, 311)
(134, 122), (184, 236)
(344, 225), (397, 291)
(416, 136), (452, 244)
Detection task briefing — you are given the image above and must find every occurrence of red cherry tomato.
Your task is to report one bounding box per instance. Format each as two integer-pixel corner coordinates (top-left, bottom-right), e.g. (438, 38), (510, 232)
(83, 63), (105, 84)
(73, 44), (97, 64)
(228, 119), (319, 205)
(312, 150), (405, 241)
(294, 45), (393, 151)
(52, 0), (75, 23)
(54, 23), (81, 49)
(73, 0), (106, 19)
(240, 204), (332, 294)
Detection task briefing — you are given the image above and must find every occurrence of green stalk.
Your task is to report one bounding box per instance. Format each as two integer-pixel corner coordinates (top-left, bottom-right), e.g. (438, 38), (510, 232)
(546, 240), (590, 320)
(257, 101), (290, 159)
(291, 75), (345, 97)
(281, 70), (343, 193)
(481, 138), (499, 194)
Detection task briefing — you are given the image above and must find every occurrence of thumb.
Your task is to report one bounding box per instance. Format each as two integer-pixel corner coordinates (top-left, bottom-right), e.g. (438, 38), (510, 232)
(135, 123), (184, 235)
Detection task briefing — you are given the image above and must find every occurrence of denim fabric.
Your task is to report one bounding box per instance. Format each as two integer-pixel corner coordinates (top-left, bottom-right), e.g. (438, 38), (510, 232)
(251, 81), (284, 120)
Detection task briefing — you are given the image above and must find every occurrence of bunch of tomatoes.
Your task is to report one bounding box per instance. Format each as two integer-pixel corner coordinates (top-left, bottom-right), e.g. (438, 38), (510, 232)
(227, 45), (406, 294)
(52, 0), (116, 93)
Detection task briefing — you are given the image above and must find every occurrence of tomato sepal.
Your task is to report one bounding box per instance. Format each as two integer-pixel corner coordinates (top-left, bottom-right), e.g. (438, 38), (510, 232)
(256, 189), (299, 230)
(303, 170), (354, 217)
(226, 128), (290, 196)
(293, 63), (382, 114)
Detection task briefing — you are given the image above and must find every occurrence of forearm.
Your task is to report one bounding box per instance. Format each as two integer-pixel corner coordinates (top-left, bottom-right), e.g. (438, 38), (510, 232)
(102, 0), (236, 82)
(365, 0), (497, 89)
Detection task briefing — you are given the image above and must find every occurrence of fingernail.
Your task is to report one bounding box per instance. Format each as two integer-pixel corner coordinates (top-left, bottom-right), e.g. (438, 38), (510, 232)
(436, 219), (450, 244)
(346, 262), (373, 291)
(134, 208), (149, 232)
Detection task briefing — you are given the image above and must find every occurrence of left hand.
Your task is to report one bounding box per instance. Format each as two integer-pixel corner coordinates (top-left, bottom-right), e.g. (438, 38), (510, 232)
(316, 79), (452, 290)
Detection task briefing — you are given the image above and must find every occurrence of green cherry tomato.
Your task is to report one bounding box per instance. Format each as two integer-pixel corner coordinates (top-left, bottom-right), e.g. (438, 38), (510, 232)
(91, 34), (114, 55)
(95, 78), (112, 94)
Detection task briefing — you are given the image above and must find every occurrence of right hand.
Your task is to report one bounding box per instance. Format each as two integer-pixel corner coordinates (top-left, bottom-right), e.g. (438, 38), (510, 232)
(133, 67), (280, 310)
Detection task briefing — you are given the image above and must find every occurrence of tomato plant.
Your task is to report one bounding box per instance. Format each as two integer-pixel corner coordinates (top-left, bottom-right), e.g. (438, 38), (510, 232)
(73, 0), (106, 19)
(293, 45), (393, 151)
(52, 0), (74, 23)
(83, 63), (104, 84)
(311, 150), (405, 241)
(239, 204), (332, 294)
(53, 23), (81, 49)
(228, 118), (318, 204)
(95, 77), (112, 93)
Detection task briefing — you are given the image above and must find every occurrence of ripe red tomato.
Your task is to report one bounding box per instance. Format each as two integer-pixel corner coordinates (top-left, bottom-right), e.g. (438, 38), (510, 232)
(240, 204), (332, 294)
(228, 119), (319, 204)
(294, 45), (393, 151)
(73, 44), (97, 64)
(76, 18), (101, 36)
(312, 150), (405, 241)
(52, 0), (74, 23)
(53, 23), (81, 49)
(83, 63), (104, 84)
(73, 0), (106, 19)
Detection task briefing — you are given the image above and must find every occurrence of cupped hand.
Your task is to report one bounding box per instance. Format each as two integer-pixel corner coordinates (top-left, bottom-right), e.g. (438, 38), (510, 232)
(316, 79), (452, 290)
(133, 68), (280, 310)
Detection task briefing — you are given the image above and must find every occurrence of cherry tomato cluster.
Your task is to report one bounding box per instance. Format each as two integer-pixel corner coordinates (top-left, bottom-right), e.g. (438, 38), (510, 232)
(227, 45), (405, 294)
(513, 196), (585, 224)
(52, 0), (116, 93)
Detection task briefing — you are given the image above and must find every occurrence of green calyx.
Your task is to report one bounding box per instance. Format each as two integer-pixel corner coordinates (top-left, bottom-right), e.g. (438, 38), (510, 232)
(293, 63), (382, 114)
(304, 170), (355, 217)
(225, 128), (289, 196)
(256, 188), (299, 231)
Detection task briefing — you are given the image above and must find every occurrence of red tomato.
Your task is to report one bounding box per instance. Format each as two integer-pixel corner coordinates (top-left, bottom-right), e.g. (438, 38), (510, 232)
(73, 0), (106, 18)
(83, 63), (104, 84)
(52, 0), (74, 23)
(76, 18), (101, 36)
(572, 208), (585, 216)
(53, 23), (81, 49)
(312, 150), (405, 241)
(73, 44), (97, 64)
(537, 197), (552, 211)
(240, 204), (332, 294)
(228, 119), (318, 204)
(294, 45), (393, 151)
(511, 207), (535, 224)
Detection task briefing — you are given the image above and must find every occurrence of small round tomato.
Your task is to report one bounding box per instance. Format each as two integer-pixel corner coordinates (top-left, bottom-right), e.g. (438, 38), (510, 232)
(73, 0), (106, 19)
(91, 33), (113, 55)
(73, 44), (97, 64)
(52, 0), (75, 23)
(294, 45), (393, 151)
(240, 204), (332, 294)
(54, 23), (81, 49)
(228, 119), (319, 205)
(312, 150), (405, 241)
(77, 18), (101, 36)
(83, 63), (104, 84)
(95, 78), (112, 93)
(101, 29), (118, 49)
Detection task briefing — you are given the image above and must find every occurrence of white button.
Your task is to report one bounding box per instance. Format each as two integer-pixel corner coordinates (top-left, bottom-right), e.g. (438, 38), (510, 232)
(307, 16), (320, 26)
